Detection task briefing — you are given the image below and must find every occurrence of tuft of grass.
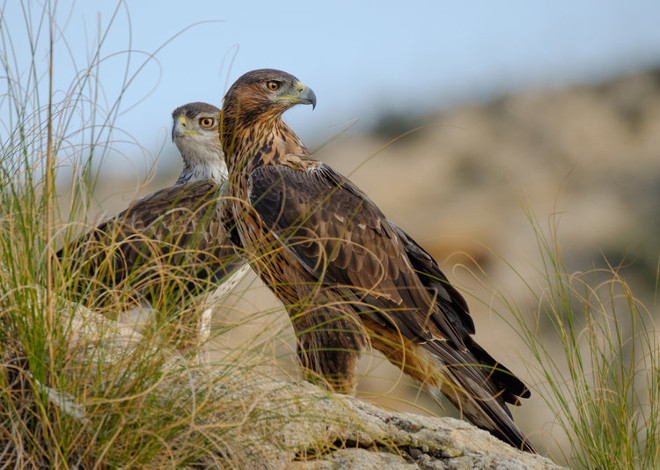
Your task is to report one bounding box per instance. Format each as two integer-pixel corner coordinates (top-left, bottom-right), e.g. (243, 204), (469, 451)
(485, 208), (660, 469)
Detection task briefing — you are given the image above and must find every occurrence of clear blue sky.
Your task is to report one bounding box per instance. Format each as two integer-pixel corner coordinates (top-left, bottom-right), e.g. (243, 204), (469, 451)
(3, 0), (660, 172)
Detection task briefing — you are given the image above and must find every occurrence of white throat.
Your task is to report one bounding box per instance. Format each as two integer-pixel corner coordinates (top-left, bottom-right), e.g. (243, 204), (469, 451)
(174, 136), (228, 185)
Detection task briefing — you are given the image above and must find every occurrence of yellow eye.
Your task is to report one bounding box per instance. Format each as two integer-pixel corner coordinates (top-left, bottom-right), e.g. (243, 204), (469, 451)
(199, 117), (214, 128)
(267, 80), (280, 91)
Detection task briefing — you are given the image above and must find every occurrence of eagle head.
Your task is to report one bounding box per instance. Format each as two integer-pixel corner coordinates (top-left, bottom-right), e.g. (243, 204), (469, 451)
(171, 101), (226, 184)
(223, 69), (316, 121)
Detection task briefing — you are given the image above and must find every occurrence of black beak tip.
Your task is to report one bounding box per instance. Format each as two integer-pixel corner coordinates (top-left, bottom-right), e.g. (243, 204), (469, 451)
(310, 90), (317, 110)
(299, 86), (317, 110)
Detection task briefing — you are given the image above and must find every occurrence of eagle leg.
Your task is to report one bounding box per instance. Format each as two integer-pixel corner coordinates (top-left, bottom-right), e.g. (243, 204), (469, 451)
(290, 300), (366, 394)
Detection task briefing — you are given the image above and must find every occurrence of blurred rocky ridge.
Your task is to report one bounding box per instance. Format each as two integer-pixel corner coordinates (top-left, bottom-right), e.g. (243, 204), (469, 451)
(329, 69), (660, 290)
(85, 69), (660, 460)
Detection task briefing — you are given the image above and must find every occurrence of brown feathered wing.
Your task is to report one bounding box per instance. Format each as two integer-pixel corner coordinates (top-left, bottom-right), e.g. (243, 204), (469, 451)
(57, 180), (243, 309)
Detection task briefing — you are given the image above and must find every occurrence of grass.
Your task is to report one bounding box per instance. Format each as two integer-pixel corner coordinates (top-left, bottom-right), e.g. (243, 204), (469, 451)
(478, 208), (660, 469)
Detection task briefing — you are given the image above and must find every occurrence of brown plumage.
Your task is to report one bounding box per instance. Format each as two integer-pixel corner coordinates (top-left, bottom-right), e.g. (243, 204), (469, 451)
(220, 69), (536, 452)
(57, 102), (247, 311)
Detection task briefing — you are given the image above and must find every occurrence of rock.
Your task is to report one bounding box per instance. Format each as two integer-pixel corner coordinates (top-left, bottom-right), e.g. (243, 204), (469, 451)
(54, 304), (564, 469)
(211, 376), (564, 470)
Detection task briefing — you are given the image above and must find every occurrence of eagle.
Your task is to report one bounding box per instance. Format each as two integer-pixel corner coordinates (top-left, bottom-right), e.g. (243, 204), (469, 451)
(219, 69), (536, 452)
(57, 102), (248, 314)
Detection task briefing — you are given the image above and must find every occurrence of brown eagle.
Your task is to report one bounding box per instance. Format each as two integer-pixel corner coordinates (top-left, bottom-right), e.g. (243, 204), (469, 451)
(57, 102), (248, 311)
(219, 69), (535, 452)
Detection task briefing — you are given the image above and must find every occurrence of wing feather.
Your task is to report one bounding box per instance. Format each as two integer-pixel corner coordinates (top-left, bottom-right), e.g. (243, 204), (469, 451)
(58, 180), (242, 307)
(248, 163), (472, 344)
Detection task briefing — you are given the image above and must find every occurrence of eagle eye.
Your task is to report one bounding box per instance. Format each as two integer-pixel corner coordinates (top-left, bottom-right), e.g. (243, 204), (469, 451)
(266, 80), (280, 91)
(199, 117), (214, 128)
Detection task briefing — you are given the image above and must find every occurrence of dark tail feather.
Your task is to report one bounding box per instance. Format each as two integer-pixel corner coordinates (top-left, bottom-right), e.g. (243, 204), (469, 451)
(425, 340), (536, 453)
(464, 337), (531, 405)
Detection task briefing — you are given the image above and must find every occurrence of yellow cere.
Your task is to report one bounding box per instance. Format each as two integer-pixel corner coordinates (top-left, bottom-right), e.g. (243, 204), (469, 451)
(276, 84), (307, 103)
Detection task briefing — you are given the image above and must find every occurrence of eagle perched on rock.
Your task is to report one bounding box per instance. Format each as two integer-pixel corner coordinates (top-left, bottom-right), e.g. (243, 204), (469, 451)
(219, 69), (535, 452)
(57, 102), (247, 311)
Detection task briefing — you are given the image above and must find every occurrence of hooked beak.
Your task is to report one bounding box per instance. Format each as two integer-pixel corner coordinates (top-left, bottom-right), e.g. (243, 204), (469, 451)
(296, 83), (317, 110)
(172, 116), (187, 141)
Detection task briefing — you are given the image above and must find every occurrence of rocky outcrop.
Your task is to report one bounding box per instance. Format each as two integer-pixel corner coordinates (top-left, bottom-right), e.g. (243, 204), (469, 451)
(239, 381), (564, 469)
(44, 303), (564, 469)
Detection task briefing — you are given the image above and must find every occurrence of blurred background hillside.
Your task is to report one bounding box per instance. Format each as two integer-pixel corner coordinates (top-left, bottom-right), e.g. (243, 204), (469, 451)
(3, 0), (660, 462)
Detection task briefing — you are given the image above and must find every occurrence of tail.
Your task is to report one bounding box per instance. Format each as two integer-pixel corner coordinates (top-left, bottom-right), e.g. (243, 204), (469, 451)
(424, 338), (536, 453)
